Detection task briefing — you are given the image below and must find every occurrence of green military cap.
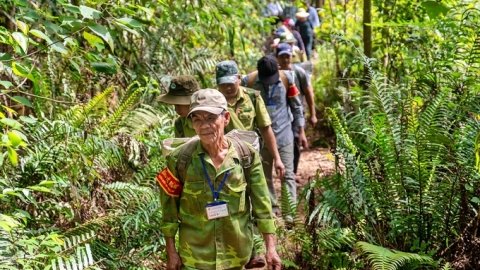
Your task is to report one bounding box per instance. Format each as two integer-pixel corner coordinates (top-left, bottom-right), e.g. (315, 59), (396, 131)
(216, 60), (240, 85)
(158, 75), (200, 105)
(187, 89), (228, 118)
(279, 32), (297, 44)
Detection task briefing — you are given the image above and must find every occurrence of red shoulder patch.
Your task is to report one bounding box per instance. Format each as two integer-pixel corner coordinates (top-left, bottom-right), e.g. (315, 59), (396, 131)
(156, 168), (182, 197)
(287, 84), (300, 98)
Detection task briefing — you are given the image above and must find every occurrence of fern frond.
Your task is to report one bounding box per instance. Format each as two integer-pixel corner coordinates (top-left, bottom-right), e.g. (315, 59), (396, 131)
(63, 86), (115, 128)
(103, 87), (144, 132)
(356, 241), (434, 270)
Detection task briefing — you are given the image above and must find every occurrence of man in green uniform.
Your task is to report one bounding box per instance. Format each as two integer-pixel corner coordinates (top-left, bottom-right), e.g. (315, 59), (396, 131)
(158, 75), (199, 137)
(158, 89), (281, 270)
(216, 60), (285, 180)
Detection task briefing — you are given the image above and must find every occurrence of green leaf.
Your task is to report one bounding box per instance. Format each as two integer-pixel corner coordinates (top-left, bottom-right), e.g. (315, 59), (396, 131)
(12, 96), (33, 108)
(13, 0), (28, 6)
(0, 81), (13, 89)
(51, 41), (68, 54)
(137, 5), (153, 17)
(83, 31), (104, 48)
(11, 32), (28, 53)
(116, 18), (143, 29)
(421, 1), (450, 19)
(116, 7), (137, 15)
(63, 4), (81, 14)
(0, 118), (23, 129)
(12, 62), (35, 81)
(472, 197), (480, 204)
(0, 53), (13, 61)
(7, 131), (22, 147)
(79, 5), (101, 19)
(6, 146), (18, 165)
(30, 29), (53, 43)
(87, 22), (114, 52)
(28, 185), (52, 193)
(19, 115), (38, 124)
(16, 20), (29, 35)
(91, 62), (117, 74)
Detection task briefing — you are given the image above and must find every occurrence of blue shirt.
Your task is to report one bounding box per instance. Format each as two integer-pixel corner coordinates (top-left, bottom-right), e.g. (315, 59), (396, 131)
(241, 72), (305, 148)
(307, 6), (321, 28)
(264, 1), (283, 17)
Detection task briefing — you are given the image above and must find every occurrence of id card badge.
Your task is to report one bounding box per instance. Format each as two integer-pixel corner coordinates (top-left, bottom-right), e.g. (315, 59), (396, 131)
(206, 201), (229, 220)
(266, 104), (276, 114)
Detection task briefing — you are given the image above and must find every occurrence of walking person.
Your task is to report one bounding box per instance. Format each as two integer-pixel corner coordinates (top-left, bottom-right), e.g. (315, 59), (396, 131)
(295, 8), (314, 60)
(241, 56), (308, 225)
(158, 89), (282, 270)
(157, 75), (200, 137)
(276, 43), (317, 176)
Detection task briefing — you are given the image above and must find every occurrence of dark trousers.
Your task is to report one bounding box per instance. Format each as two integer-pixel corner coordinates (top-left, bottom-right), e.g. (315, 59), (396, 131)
(293, 137), (301, 174)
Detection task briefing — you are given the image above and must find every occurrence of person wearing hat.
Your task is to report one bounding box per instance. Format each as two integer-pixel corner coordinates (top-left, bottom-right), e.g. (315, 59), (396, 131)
(159, 89), (282, 270)
(241, 56), (307, 225)
(295, 7), (314, 60)
(276, 43), (317, 177)
(158, 75), (200, 138)
(279, 32), (306, 64)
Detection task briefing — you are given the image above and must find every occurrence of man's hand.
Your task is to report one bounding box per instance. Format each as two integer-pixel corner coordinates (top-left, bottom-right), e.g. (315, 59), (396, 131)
(265, 249), (282, 270)
(309, 115), (318, 127)
(274, 156), (285, 180)
(298, 128), (309, 150)
(166, 251), (182, 270)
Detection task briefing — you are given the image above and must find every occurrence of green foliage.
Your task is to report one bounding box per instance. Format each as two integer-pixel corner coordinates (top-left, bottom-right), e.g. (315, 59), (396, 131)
(356, 241), (435, 270)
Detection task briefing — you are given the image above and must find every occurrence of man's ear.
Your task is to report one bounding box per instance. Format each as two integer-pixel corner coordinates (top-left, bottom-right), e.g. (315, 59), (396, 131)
(223, 111), (231, 125)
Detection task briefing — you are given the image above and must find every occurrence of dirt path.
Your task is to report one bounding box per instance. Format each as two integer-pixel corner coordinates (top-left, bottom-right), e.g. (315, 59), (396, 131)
(250, 142), (336, 270)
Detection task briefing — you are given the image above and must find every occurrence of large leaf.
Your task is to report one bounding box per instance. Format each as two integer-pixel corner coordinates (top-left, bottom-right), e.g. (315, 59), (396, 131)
(11, 32), (28, 53)
(79, 5), (102, 19)
(116, 18), (143, 29)
(87, 22), (114, 52)
(91, 62), (117, 74)
(30, 29), (53, 43)
(0, 81), (13, 89)
(12, 96), (33, 108)
(16, 20), (29, 35)
(421, 1), (450, 19)
(0, 118), (23, 129)
(12, 62), (35, 82)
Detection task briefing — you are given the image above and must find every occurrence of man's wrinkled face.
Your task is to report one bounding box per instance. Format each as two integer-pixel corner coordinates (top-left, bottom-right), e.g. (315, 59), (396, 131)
(277, 53), (292, 68)
(191, 111), (230, 145)
(174, 104), (190, 118)
(218, 76), (241, 102)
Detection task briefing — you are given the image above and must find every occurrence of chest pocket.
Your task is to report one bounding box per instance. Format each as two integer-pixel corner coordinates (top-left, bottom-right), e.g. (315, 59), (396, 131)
(225, 182), (247, 215)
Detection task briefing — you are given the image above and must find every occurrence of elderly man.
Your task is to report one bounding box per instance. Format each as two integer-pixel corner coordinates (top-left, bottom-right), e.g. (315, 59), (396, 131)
(158, 89), (282, 270)
(158, 75), (200, 137)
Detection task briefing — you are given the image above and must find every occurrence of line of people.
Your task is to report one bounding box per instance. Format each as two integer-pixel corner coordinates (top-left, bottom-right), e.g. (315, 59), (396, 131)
(157, 51), (316, 269)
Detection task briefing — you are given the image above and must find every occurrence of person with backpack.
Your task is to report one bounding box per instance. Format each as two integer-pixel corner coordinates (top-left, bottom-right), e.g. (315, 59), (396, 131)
(276, 43), (317, 176)
(158, 89), (282, 270)
(241, 56), (307, 225)
(216, 60), (285, 179)
(157, 75), (200, 137)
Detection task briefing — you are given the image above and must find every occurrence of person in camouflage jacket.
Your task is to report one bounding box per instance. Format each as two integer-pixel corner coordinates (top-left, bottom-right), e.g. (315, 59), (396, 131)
(158, 89), (281, 270)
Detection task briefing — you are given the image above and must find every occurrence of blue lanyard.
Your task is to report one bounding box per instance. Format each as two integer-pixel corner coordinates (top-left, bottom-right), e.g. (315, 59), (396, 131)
(265, 83), (278, 104)
(200, 154), (230, 201)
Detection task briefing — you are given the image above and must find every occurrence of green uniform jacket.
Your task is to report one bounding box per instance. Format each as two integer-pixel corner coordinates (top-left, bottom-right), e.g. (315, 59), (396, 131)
(160, 139), (275, 270)
(225, 87), (272, 132)
(174, 117), (197, 138)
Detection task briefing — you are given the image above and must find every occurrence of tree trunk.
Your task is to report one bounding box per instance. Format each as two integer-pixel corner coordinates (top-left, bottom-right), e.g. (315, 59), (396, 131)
(363, 0), (372, 88)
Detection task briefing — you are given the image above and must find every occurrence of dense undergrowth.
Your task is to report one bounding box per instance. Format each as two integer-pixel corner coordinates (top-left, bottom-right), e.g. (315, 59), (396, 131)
(1, 0), (480, 269)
